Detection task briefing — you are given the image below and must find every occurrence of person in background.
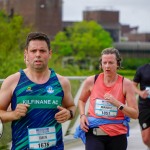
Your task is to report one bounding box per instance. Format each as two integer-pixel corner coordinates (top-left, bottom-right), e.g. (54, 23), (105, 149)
(0, 32), (76, 150)
(133, 63), (150, 150)
(74, 47), (138, 150)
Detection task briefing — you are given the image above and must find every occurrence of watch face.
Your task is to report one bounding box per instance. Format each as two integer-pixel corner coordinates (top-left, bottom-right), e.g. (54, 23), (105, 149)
(119, 105), (124, 110)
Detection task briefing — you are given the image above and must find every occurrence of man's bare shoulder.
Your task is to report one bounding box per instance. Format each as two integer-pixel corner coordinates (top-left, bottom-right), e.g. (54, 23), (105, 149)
(2, 72), (20, 88)
(56, 74), (70, 86)
(4, 72), (20, 81)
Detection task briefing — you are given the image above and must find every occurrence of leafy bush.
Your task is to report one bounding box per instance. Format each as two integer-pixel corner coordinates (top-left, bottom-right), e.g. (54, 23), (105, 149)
(0, 11), (31, 78)
(122, 58), (149, 70)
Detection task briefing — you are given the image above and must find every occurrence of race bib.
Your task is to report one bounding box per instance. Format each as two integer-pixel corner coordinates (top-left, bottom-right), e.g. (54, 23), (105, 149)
(95, 99), (118, 117)
(28, 126), (56, 149)
(146, 87), (150, 98)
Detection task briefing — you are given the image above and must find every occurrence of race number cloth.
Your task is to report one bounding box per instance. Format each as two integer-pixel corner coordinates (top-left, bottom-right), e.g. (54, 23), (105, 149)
(146, 87), (150, 98)
(28, 127), (56, 149)
(95, 99), (118, 117)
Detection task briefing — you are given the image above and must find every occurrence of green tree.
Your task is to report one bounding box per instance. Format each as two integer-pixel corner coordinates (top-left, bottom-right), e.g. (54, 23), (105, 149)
(0, 11), (31, 78)
(52, 20), (113, 60)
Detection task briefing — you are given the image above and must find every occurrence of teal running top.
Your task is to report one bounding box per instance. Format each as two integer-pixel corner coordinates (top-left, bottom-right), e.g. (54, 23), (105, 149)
(11, 68), (64, 150)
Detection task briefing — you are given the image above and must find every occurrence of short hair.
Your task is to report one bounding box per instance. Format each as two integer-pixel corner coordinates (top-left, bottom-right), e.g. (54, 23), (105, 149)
(25, 32), (50, 50)
(99, 47), (122, 69)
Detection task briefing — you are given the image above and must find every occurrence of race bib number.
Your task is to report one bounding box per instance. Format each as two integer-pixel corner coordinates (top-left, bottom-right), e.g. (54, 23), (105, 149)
(28, 126), (56, 149)
(146, 87), (150, 98)
(95, 99), (118, 117)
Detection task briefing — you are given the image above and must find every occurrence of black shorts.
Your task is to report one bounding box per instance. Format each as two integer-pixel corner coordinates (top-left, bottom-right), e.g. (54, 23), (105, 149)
(138, 99), (150, 130)
(138, 106), (150, 130)
(85, 128), (127, 150)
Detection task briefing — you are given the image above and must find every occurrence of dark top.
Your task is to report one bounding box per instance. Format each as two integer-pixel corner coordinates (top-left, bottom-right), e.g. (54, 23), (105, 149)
(133, 63), (150, 104)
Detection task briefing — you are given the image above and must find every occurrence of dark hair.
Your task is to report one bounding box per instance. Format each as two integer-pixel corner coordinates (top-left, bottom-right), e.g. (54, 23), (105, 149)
(99, 47), (122, 69)
(25, 32), (50, 50)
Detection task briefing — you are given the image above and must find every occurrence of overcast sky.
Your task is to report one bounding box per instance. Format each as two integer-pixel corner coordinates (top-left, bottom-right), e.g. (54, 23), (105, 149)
(63, 0), (150, 33)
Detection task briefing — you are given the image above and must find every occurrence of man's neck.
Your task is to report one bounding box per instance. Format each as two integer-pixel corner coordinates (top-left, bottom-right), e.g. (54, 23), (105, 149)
(24, 68), (51, 84)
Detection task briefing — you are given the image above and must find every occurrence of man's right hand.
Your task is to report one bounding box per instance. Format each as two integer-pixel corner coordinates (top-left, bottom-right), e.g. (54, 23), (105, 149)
(13, 104), (30, 120)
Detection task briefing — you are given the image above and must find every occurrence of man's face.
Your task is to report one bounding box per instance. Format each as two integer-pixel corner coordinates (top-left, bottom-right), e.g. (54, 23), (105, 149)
(101, 54), (118, 75)
(26, 40), (52, 71)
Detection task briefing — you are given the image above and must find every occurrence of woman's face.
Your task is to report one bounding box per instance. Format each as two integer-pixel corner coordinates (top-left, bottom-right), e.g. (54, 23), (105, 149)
(101, 54), (118, 76)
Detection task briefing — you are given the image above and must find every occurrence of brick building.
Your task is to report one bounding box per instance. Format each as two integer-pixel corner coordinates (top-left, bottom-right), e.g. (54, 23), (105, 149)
(127, 33), (150, 42)
(83, 10), (120, 42)
(0, 0), (62, 39)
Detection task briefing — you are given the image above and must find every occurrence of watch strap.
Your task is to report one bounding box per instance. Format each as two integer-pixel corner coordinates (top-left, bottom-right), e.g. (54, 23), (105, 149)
(69, 110), (73, 119)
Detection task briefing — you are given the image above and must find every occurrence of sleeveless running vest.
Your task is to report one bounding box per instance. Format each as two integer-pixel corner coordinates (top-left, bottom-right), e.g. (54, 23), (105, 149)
(88, 73), (127, 136)
(11, 69), (64, 150)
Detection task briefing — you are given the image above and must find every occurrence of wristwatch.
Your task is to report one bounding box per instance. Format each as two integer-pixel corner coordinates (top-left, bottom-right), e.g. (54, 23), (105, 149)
(69, 110), (73, 119)
(118, 104), (124, 110)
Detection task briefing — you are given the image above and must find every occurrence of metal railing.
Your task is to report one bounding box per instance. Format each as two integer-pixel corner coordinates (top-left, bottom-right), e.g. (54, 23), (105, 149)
(0, 79), (4, 84)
